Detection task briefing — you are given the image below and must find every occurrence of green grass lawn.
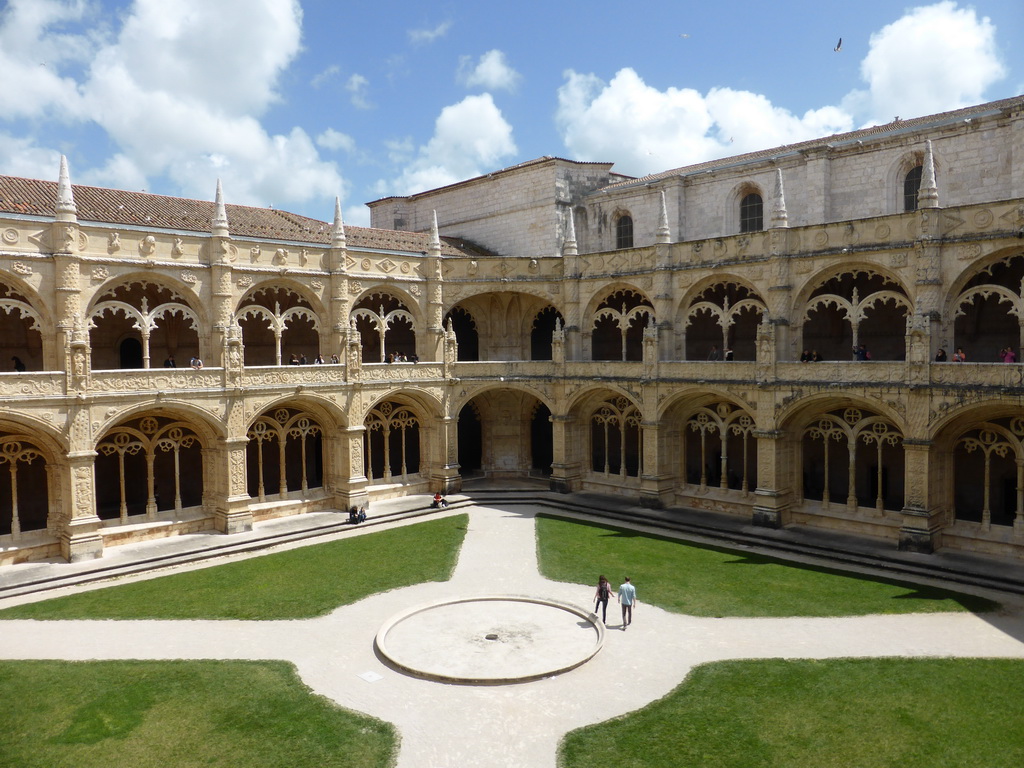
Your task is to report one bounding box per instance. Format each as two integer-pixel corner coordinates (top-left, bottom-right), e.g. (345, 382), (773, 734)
(559, 658), (1024, 768)
(0, 660), (395, 768)
(0, 514), (467, 620)
(536, 515), (999, 616)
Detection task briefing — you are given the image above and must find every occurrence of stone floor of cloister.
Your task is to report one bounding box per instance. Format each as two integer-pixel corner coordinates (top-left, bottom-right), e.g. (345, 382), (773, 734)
(1, 491), (1024, 768)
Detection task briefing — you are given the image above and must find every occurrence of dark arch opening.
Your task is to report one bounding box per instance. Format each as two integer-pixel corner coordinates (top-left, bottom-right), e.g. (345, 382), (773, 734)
(458, 403), (483, 476)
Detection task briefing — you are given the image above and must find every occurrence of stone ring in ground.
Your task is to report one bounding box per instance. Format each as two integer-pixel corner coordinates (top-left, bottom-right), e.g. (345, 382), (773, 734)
(375, 595), (605, 685)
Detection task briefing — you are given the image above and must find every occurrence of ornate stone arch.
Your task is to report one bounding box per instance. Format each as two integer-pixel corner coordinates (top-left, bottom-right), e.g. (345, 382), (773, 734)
(95, 413), (208, 522)
(0, 278), (50, 372)
(678, 278), (767, 361)
(585, 285), (655, 362)
(793, 265), (913, 361)
(943, 248), (1024, 361)
(87, 278), (203, 370)
(236, 282), (324, 366)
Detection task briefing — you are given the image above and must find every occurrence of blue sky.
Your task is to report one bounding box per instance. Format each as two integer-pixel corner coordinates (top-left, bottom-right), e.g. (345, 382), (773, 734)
(1, 0), (1021, 227)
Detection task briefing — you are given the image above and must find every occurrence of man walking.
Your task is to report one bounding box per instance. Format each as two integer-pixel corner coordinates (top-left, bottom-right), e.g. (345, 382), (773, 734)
(618, 576), (636, 629)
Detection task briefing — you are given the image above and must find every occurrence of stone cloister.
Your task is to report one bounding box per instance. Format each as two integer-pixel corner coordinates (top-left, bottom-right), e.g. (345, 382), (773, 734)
(2, 97), (1024, 566)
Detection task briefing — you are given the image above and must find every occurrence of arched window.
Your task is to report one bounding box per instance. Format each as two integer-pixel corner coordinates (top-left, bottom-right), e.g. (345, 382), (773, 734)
(903, 165), (923, 212)
(739, 193), (763, 233)
(591, 397), (641, 478)
(615, 215), (634, 249)
(97, 416), (205, 521)
(246, 408), (323, 502)
(802, 407), (904, 513)
(364, 402), (420, 483)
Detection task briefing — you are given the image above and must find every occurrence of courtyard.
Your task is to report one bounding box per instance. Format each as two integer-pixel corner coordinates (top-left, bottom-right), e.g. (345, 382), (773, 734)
(0, 499), (1022, 767)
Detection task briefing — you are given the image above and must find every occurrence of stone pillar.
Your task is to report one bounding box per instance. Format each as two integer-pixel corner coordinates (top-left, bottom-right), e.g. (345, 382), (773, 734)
(638, 419), (674, 508)
(328, 272), (350, 361)
(60, 451), (104, 562)
(549, 413), (582, 493)
(208, 264), (234, 367)
(53, 254), (81, 373)
(212, 437), (253, 534)
(431, 415), (462, 494)
(898, 439), (943, 553)
(751, 429), (794, 528)
(336, 425), (369, 509)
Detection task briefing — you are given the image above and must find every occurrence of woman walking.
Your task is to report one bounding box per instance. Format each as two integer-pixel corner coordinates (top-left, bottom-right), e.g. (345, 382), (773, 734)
(594, 575), (613, 623)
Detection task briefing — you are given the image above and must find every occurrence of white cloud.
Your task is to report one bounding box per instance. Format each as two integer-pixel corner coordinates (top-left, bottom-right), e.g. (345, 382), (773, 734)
(458, 50), (521, 92)
(382, 94), (516, 195)
(555, 2), (1006, 176)
(0, 134), (62, 181)
(317, 129), (356, 153)
(853, 1), (1006, 124)
(311, 65), (340, 89)
(78, 153), (149, 193)
(0, 0), (91, 120)
(346, 74), (372, 109)
(408, 20), (451, 44)
(0, 0), (345, 213)
(109, 0), (302, 116)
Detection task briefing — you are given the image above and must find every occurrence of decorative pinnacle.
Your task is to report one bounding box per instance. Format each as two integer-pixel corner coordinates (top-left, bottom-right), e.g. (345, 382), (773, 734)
(211, 179), (230, 237)
(656, 191), (671, 243)
(55, 155), (77, 222)
(331, 196), (347, 248)
(562, 208), (578, 256)
(918, 140), (939, 209)
(429, 210), (441, 250)
(770, 168), (789, 228)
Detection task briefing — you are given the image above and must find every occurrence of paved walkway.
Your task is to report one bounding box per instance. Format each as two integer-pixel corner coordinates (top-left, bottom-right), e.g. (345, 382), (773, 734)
(1, 504), (1024, 767)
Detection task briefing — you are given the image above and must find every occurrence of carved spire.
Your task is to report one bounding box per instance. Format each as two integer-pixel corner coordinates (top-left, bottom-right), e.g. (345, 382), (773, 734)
(918, 140), (939, 209)
(770, 168), (789, 229)
(656, 191), (671, 243)
(562, 208), (578, 256)
(331, 196), (347, 248)
(428, 209), (441, 249)
(211, 179), (230, 237)
(55, 155), (77, 222)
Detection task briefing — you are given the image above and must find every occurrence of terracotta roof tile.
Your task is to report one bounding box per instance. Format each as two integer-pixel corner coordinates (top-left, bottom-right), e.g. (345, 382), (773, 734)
(0, 176), (476, 256)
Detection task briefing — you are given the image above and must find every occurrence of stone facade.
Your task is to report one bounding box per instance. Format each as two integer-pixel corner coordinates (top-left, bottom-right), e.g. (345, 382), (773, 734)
(1, 96), (1024, 565)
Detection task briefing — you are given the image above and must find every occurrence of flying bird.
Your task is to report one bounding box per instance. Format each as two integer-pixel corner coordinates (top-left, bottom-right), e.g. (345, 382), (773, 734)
(834, 37), (842, 52)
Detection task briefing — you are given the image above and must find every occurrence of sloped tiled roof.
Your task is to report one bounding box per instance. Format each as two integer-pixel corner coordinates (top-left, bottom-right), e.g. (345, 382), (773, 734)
(0, 175), (483, 257)
(602, 94), (1024, 190)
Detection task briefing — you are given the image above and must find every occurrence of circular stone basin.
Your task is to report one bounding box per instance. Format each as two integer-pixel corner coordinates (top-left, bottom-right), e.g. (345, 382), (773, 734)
(375, 595), (604, 685)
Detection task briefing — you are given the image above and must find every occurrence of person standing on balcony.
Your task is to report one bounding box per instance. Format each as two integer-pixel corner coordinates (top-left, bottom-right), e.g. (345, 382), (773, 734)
(707, 345), (720, 361)
(11, 356), (25, 372)
(164, 355), (176, 368)
(952, 347), (967, 362)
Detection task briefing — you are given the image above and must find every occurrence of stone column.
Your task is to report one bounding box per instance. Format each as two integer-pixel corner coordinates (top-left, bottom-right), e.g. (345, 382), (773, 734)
(549, 413), (582, 493)
(431, 415), (462, 494)
(751, 429), (795, 528)
(335, 425), (369, 510)
(208, 264), (234, 367)
(212, 437), (253, 535)
(53, 254), (81, 373)
(638, 419), (674, 508)
(898, 438), (944, 553)
(60, 451), (104, 562)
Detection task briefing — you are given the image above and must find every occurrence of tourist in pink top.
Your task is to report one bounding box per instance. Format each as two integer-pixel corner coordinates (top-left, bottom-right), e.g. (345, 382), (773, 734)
(1001, 347), (1017, 363)
(952, 347), (967, 362)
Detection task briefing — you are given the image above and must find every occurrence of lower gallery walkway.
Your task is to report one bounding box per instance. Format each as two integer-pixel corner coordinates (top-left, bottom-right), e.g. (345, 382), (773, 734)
(1, 504), (1024, 767)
